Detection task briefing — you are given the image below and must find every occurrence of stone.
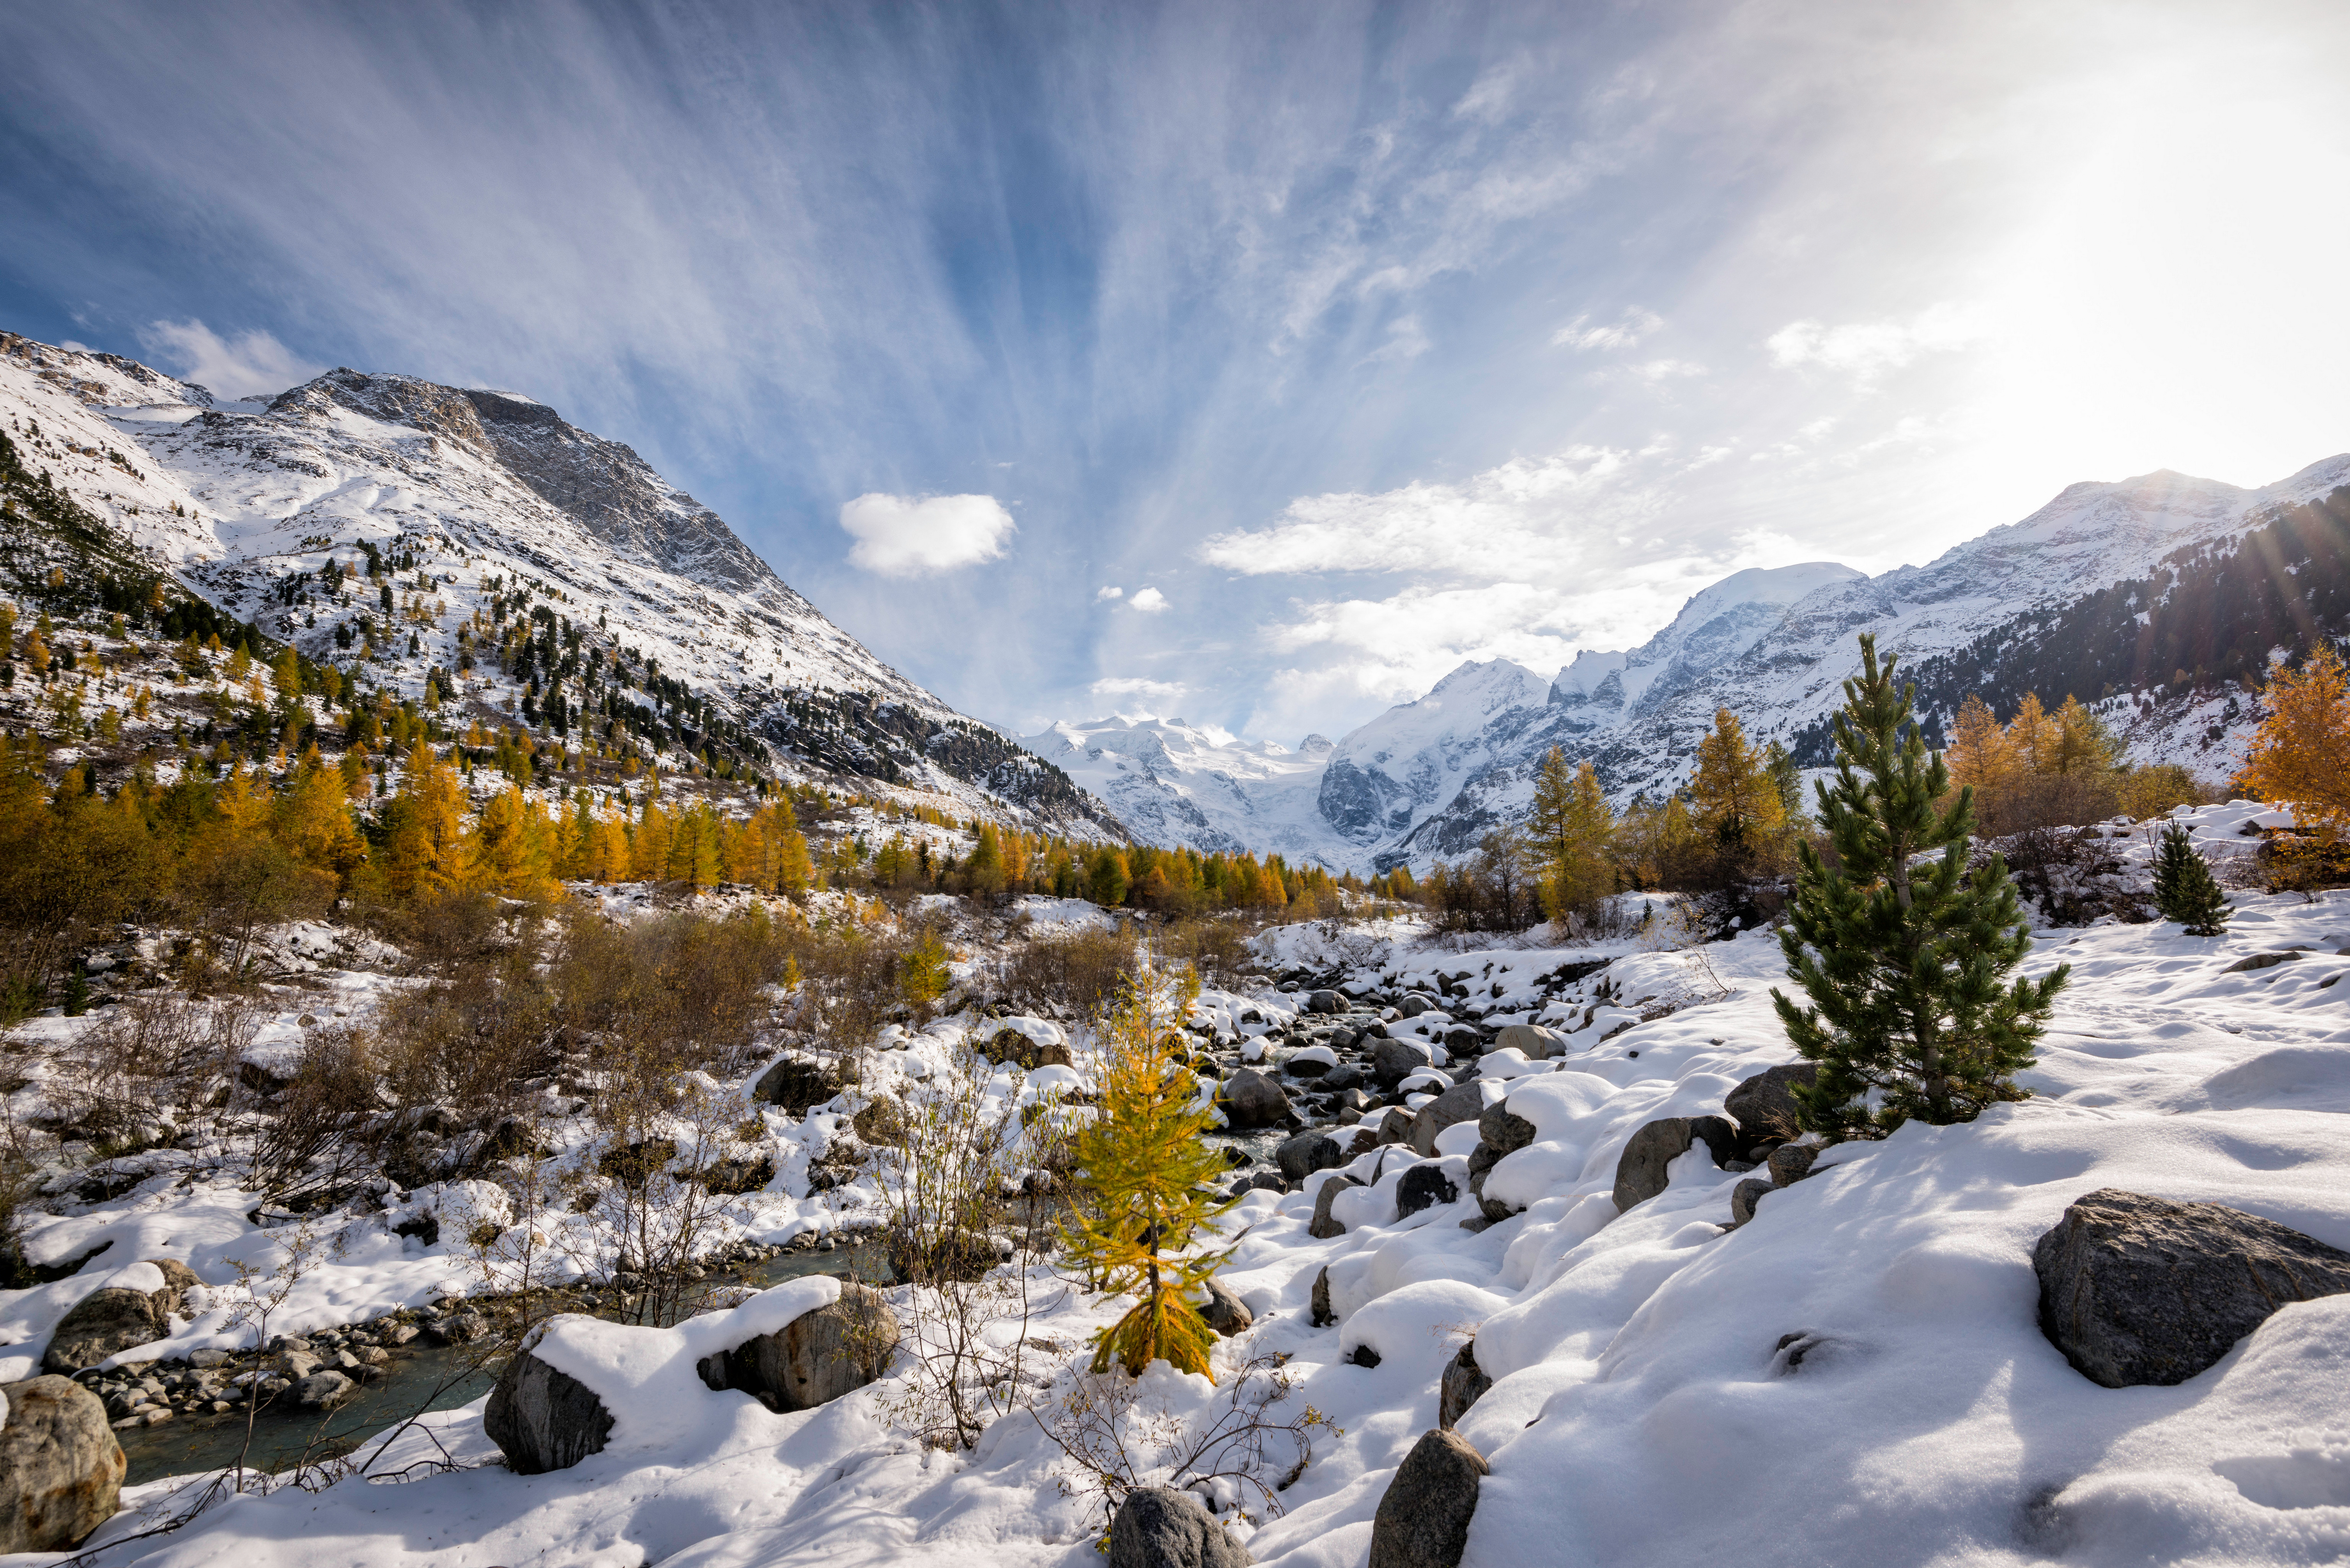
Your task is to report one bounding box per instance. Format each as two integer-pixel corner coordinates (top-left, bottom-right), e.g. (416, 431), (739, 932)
(1610, 1116), (1740, 1213)
(1108, 1485), (1253, 1568)
(380, 1323), (420, 1347)
(42, 1288), (166, 1375)
(753, 1055), (834, 1110)
(694, 1283), (900, 1412)
(1396, 1163), (1459, 1218)
(2034, 1188), (2350, 1388)
(1375, 1107), (1417, 1145)
(1488, 1022), (1566, 1060)
(1729, 1178), (1775, 1227)
(1767, 1144), (1819, 1187)
(1333, 1088), (1377, 1116)
(277, 1350), (323, 1380)
(1370, 1038), (1428, 1086)
(1321, 1064), (1366, 1093)
(1310, 1176), (1365, 1240)
(1477, 1100), (1537, 1156)
(1310, 1266), (1335, 1327)
(1409, 1081), (1488, 1157)
(1398, 994), (1439, 1018)
(1437, 1341), (1490, 1430)
(1723, 1064), (1818, 1144)
(2224, 950), (2303, 973)
(0, 1375), (124, 1553)
(292, 1371), (358, 1411)
(1307, 990), (1343, 1015)
(1465, 1143), (1515, 1223)
(188, 1348), (231, 1369)
(1275, 1132), (1344, 1183)
(983, 1028), (1074, 1071)
(485, 1343), (616, 1473)
(1369, 1428), (1488, 1568)
(429, 1309), (490, 1345)
(1219, 1069), (1291, 1130)
(1200, 1278), (1253, 1337)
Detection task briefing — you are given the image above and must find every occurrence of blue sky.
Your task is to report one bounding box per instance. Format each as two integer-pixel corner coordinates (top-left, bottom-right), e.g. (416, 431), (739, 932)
(5, 0), (2348, 744)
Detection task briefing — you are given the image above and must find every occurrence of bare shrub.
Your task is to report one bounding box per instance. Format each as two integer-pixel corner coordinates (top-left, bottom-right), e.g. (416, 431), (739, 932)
(50, 993), (260, 1152)
(1158, 918), (1253, 991)
(371, 954), (560, 1139)
(249, 1024), (380, 1201)
(1000, 925), (1141, 1018)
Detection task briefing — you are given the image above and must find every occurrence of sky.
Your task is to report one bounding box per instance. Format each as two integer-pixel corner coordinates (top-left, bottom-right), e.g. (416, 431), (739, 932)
(3, 0), (2348, 747)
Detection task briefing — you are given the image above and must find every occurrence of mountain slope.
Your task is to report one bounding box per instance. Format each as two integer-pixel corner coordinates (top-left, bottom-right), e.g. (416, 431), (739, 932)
(1019, 714), (1346, 860)
(0, 332), (1117, 831)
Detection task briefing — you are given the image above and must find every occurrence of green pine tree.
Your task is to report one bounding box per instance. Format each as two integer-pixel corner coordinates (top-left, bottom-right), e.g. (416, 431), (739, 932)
(1772, 634), (2070, 1140)
(2151, 822), (2231, 936)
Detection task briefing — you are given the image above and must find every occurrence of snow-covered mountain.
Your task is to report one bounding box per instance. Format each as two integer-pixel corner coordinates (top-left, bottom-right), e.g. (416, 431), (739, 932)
(1044, 457), (2350, 871)
(1019, 714), (1348, 862)
(0, 331), (1115, 831)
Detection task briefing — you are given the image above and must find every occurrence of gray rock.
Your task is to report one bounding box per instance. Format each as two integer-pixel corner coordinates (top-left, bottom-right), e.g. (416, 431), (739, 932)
(2034, 1188), (2350, 1388)
(695, 1283), (900, 1412)
(1723, 1064), (1818, 1144)
(1397, 994), (1439, 1018)
(1488, 1023), (1566, 1060)
(2224, 950), (2303, 973)
(292, 1371), (358, 1411)
(1369, 1428), (1488, 1568)
(188, 1348), (231, 1369)
(428, 1309), (490, 1345)
(485, 1342), (616, 1473)
(1370, 1038), (1427, 1086)
(1321, 1064), (1366, 1092)
(1729, 1178), (1774, 1227)
(1311, 1266), (1335, 1327)
(1375, 1106), (1417, 1146)
(1465, 1143), (1516, 1223)
(1409, 1081), (1488, 1157)
(1397, 1163), (1459, 1218)
(1307, 990), (1343, 1015)
(42, 1288), (166, 1375)
(1276, 1132), (1345, 1183)
(1767, 1144), (1819, 1187)
(1611, 1116), (1740, 1213)
(277, 1350), (323, 1380)
(1109, 1485), (1252, 1568)
(1333, 1088), (1376, 1115)
(1310, 1176), (1366, 1240)
(1477, 1100), (1538, 1156)
(1200, 1278), (1253, 1337)
(753, 1055), (834, 1110)
(0, 1375), (124, 1553)
(1220, 1070), (1291, 1130)
(1437, 1341), (1490, 1430)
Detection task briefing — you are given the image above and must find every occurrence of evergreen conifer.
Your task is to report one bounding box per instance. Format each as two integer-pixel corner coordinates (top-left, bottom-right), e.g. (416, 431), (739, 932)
(2151, 822), (2231, 935)
(1772, 635), (2070, 1139)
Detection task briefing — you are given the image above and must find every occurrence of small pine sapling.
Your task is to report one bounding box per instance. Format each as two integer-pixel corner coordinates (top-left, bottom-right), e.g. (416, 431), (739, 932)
(2151, 822), (2232, 936)
(1772, 635), (2071, 1139)
(1063, 967), (1236, 1377)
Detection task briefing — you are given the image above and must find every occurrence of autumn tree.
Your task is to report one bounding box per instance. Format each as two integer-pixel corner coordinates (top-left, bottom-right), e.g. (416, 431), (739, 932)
(1526, 748), (1614, 923)
(2237, 644), (2350, 837)
(1690, 707), (1788, 880)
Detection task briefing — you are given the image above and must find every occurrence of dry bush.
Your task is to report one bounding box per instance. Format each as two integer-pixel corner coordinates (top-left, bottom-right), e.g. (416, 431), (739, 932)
(361, 885), (512, 973)
(553, 907), (795, 1076)
(250, 1024), (382, 1201)
(371, 952), (561, 1138)
(1000, 925), (1141, 1018)
(51, 993), (259, 1152)
(1158, 918), (1252, 991)
(1971, 770), (2124, 837)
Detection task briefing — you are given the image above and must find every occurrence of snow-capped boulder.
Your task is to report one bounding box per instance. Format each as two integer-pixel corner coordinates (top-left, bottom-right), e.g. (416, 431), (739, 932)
(485, 1345), (615, 1474)
(1310, 1176), (1364, 1240)
(695, 1282), (898, 1412)
(0, 1376), (123, 1553)
(2034, 1189), (2350, 1388)
(1723, 1063), (1817, 1143)
(1437, 1341), (1490, 1431)
(1395, 1162), (1458, 1218)
(1610, 1116), (1739, 1213)
(1408, 1081), (1489, 1156)
(1488, 1022), (1566, 1060)
(40, 1259), (194, 1373)
(1220, 1069), (1290, 1129)
(1370, 1038), (1429, 1085)
(1284, 1044), (1337, 1077)
(1370, 1427), (1488, 1568)
(1109, 1485), (1251, 1568)
(1275, 1132), (1343, 1182)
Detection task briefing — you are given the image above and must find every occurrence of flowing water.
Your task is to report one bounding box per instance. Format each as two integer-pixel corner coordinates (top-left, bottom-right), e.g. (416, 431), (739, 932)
(115, 1241), (892, 1487)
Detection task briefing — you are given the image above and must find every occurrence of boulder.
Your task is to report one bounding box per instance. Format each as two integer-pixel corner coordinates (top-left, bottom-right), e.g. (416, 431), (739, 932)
(1396, 1163), (1459, 1218)
(1307, 989), (1344, 1015)
(1729, 1178), (1774, 1227)
(1610, 1116), (1740, 1214)
(1409, 1081), (1488, 1157)
(1320, 1064), (1366, 1092)
(1477, 1100), (1537, 1157)
(1227, 1171), (1288, 1199)
(1766, 1144), (1819, 1187)
(1397, 994), (1439, 1018)
(2034, 1188), (2350, 1388)
(753, 1055), (834, 1111)
(696, 1283), (900, 1411)
(1437, 1341), (1490, 1430)
(1723, 1064), (1818, 1144)
(1200, 1278), (1253, 1337)
(1369, 1428), (1488, 1568)
(292, 1371), (358, 1412)
(1370, 1038), (1428, 1086)
(1311, 1265), (1336, 1326)
(1109, 1485), (1252, 1568)
(0, 1376), (124, 1553)
(1219, 1070), (1291, 1130)
(1310, 1175), (1365, 1240)
(42, 1287), (167, 1374)
(1465, 1143), (1513, 1222)
(485, 1342), (616, 1473)
(984, 1028), (1074, 1071)
(1374, 1107), (1417, 1146)
(1488, 1022), (1566, 1060)
(1276, 1133), (1345, 1182)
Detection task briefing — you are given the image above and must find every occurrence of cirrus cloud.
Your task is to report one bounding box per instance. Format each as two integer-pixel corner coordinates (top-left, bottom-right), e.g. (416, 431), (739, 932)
(1766, 302), (1989, 384)
(136, 318), (324, 401)
(838, 492), (1017, 576)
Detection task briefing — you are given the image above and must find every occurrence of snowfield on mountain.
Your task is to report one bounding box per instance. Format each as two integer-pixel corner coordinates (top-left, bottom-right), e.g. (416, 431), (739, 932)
(9, 803), (2348, 1568)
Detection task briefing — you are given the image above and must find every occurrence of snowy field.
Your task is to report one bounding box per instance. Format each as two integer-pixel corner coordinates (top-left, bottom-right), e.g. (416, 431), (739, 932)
(6, 804), (2349, 1568)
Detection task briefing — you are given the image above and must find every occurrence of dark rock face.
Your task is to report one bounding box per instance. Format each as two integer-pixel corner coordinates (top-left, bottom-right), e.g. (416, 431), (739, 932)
(1437, 1341), (1491, 1430)
(0, 1375), (124, 1553)
(755, 1056), (834, 1110)
(1276, 1133), (1345, 1183)
(1220, 1070), (1291, 1129)
(1611, 1116), (1740, 1213)
(1369, 1428), (1489, 1568)
(1397, 1164), (1460, 1218)
(1409, 1082), (1487, 1157)
(1109, 1485), (1253, 1568)
(43, 1287), (166, 1375)
(1311, 1266), (1336, 1327)
(1311, 1176), (1366, 1240)
(2034, 1189), (2350, 1388)
(1200, 1278), (1253, 1337)
(485, 1344), (618, 1473)
(1766, 1144), (1819, 1187)
(1723, 1064), (1818, 1144)
(1477, 1101), (1538, 1156)
(1371, 1038), (1427, 1086)
(1375, 1107), (1417, 1146)
(696, 1283), (901, 1412)
(1729, 1178), (1775, 1227)
(1307, 990), (1344, 1014)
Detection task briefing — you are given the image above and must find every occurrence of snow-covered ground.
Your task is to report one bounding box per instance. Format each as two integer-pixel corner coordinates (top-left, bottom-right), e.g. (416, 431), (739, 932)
(8, 802), (2350, 1568)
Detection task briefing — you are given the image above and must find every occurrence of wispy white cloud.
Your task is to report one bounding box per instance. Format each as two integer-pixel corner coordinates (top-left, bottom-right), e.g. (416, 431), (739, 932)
(1092, 675), (1185, 701)
(1552, 308), (1662, 352)
(137, 318), (323, 400)
(1766, 303), (1989, 384)
(1095, 585), (1124, 602)
(1127, 586), (1169, 614)
(838, 492), (1016, 576)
